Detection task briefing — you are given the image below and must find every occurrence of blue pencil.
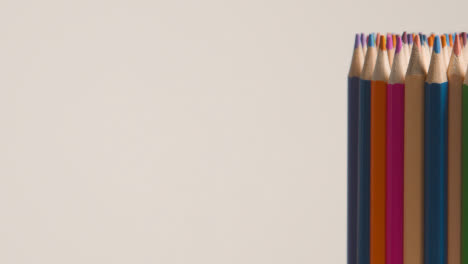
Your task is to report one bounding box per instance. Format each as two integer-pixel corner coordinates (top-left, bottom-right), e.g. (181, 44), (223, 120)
(357, 33), (376, 264)
(348, 34), (364, 264)
(424, 35), (448, 264)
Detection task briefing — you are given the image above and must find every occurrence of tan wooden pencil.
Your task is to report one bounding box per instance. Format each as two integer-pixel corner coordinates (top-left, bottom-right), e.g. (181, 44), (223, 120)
(404, 35), (427, 264)
(447, 34), (465, 264)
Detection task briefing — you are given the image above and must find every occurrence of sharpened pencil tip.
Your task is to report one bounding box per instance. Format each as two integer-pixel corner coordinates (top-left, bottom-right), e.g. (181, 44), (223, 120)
(361, 33), (365, 48)
(461, 32), (467, 46)
(408, 34), (413, 45)
(387, 34), (393, 50)
(434, 35), (441, 54)
(454, 34), (461, 56)
(414, 35), (421, 49)
(355, 34), (360, 49)
(428, 35), (434, 47)
(395, 35), (402, 54)
(368, 34), (375, 47)
(441, 35), (447, 48)
(379, 35), (386, 51)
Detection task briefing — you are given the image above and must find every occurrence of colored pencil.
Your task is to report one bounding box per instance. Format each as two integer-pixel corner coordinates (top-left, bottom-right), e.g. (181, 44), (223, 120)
(402, 32), (409, 62)
(404, 35), (427, 264)
(429, 34), (435, 54)
(348, 34), (364, 264)
(386, 35), (405, 264)
(461, 32), (468, 62)
(388, 34), (395, 67)
(370, 35), (390, 264)
(449, 33), (454, 54)
(408, 33), (414, 52)
(422, 35), (431, 69)
(442, 34), (449, 68)
(447, 33), (464, 264)
(461, 45), (468, 264)
(424, 35), (448, 264)
(358, 34), (377, 264)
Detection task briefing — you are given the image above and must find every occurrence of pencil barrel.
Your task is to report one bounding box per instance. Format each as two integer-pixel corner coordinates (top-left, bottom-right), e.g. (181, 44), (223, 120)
(386, 83), (404, 264)
(461, 84), (468, 264)
(404, 76), (425, 264)
(424, 82), (448, 264)
(357, 79), (371, 264)
(348, 77), (360, 264)
(370, 80), (387, 264)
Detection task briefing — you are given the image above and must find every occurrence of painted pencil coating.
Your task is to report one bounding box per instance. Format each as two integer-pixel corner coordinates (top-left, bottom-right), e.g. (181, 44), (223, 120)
(462, 81), (468, 264)
(358, 34), (376, 264)
(404, 35), (426, 264)
(370, 35), (390, 264)
(386, 35), (405, 264)
(447, 34), (464, 264)
(348, 34), (364, 264)
(424, 36), (448, 264)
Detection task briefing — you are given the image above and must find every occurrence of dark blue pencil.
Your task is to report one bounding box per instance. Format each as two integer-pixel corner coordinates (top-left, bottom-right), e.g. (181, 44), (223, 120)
(424, 35), (448, 264)
(348, 34), (364, 264)
(357, 34), (376, 264)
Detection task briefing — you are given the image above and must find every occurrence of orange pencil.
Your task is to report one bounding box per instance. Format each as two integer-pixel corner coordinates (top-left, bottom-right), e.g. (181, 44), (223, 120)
(371, 35), (391, 264)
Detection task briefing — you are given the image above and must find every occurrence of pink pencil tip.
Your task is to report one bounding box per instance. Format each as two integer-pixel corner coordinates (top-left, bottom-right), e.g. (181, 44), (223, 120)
(454, 34), (461, 56)
(414, 35), (421, 50)
(386, 34), (393, 50)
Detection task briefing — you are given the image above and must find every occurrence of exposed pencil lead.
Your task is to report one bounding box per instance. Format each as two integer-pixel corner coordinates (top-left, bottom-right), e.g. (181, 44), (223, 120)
(387, 34), (393, 50)
(355, 34), (361, 49)
(395, 35), (402, 54)
(369, 33), (375, 47)
(380, 35), (386, 51)
(414, 35), (421, 49)
(434, 35), (441, 54)
(453, 34), (461, 56)
(441, 35), (447, 48)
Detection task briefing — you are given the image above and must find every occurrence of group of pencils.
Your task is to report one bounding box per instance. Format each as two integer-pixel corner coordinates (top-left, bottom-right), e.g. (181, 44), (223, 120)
(348, 32), (468, 264)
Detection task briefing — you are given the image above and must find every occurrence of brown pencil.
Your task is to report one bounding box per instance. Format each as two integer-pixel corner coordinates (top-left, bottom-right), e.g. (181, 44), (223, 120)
(447, 34), (465, 264)
(404, 35), (427, 264)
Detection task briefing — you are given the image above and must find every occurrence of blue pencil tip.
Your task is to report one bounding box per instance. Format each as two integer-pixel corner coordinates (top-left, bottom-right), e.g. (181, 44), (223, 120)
(434, 35), (441, 54)
(368, 34), (375, 47)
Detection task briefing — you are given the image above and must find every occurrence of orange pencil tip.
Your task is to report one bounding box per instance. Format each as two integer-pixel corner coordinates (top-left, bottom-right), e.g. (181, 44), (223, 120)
(441, 35), (447, 47)
(379, 35), (386, 51)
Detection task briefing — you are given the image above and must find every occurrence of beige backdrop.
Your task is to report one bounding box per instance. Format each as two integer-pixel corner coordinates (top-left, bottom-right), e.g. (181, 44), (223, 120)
(1, 0), (467, 263)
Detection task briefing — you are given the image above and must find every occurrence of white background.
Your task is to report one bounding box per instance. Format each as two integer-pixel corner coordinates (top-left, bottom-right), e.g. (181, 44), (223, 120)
(1, 0), (467, 263)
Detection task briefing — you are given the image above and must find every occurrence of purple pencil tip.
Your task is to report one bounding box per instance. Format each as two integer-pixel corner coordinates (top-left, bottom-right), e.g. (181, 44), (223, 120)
(408, 34), (413, 44)
(360, 33), (365, 48)
(402, 32), (407, 43)
(395, 35), (402, 54)
(354, 34), (360, 49)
